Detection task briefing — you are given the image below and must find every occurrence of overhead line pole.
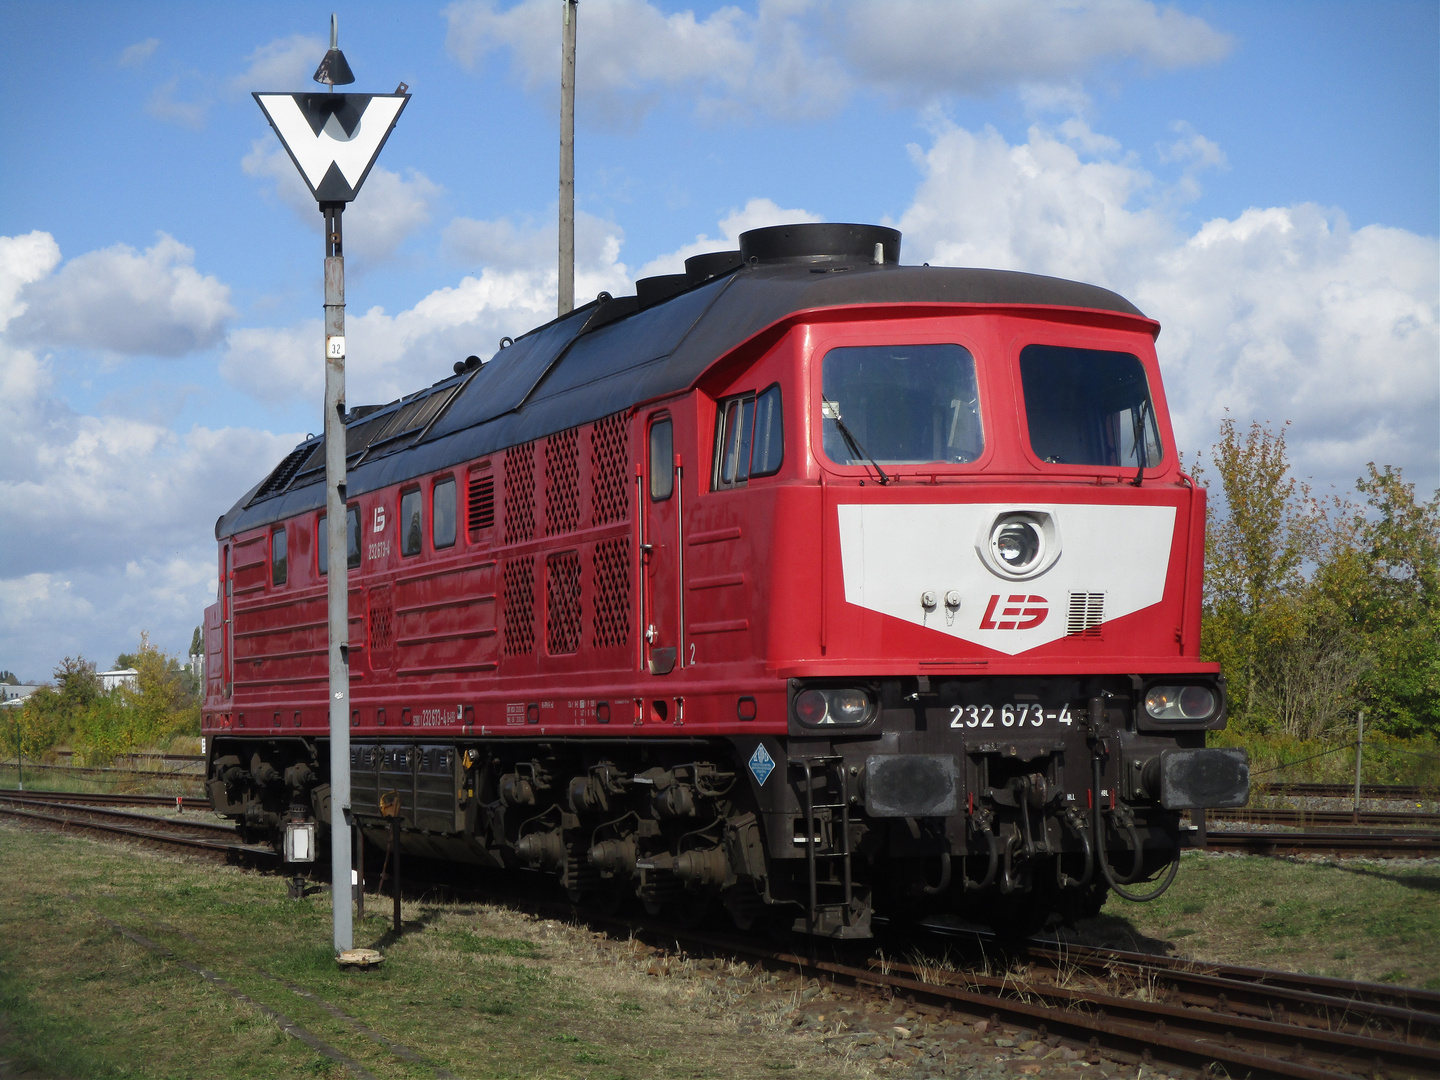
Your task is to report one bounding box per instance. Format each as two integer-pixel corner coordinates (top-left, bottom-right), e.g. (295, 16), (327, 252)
(559, 0), (577, 316)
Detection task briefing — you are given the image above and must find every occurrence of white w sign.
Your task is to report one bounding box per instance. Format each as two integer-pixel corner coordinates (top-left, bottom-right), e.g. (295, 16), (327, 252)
(254, 92), (409, 204)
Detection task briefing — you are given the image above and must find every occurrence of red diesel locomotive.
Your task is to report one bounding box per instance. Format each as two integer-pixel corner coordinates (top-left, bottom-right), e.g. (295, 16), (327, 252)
(203, 223), (1248, 937)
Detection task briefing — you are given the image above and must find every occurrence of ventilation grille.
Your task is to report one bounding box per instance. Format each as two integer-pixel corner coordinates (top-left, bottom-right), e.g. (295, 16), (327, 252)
(368, 587), (394, 653)
(251, 442), (320, 503)
(1066, 592), (1105, 637)
(468, 470), (495, 534)
(503, 442), (536, 544)
(545, 427), (580, 536)
(591, 537), (631, 649)
(590, 413), (630, 526)
(502, 557), (536, 655)
(545, 551), (583, 655)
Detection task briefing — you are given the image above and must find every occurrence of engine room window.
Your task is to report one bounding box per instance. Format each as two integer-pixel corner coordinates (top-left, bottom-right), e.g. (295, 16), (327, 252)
(270, 527), (287, 587)
(433, 477), (456, 549)
(820, 344), (982, 465)
(1019, 345), (1163, 468)
(713, 384), (783, 489)
(649, 419), (673, 501)
(401, 489), (422, 556)
(320, 508), (361, 574)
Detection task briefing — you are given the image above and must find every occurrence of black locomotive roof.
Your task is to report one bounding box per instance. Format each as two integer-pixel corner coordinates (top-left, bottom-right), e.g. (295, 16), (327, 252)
(217, 258), (1147, 539)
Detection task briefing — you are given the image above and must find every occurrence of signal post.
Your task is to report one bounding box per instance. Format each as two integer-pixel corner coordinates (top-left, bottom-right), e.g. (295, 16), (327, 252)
(253, 16), (409, 955)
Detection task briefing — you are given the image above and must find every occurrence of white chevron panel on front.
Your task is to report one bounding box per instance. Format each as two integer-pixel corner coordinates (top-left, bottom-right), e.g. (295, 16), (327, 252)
(836, 503), (1177, 656)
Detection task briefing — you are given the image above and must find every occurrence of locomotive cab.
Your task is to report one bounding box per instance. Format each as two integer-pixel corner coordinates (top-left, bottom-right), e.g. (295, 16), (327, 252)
(203, 222), (1246, 939)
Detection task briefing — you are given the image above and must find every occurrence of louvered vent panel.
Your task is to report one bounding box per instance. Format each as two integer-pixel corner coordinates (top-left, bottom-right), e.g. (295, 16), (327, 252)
(589, 413), (630, 526)
(503, 442), (535, 544)
(591, 537), (631, 649)
(545, 551), (583, 655)
(250, 442), (318, 503)
(545, 427), (580, 535)
(467, 471), (495, 534)
(502, 557), (536, 655)
(1066, 592), (1105, 637)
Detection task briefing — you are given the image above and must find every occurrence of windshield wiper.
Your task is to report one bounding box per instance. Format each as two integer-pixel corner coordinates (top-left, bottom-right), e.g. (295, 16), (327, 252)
(824, 401), (891, 485)
(1130, 395), (1151, 486)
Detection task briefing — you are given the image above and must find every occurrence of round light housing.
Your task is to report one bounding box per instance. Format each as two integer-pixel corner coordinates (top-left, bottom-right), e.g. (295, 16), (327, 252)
(1178, 685), (1217, 719)
(794, 688), (874, 726)
(830, 689), (871, 724)
(978, 511), (1060, 580)
(994, 522), (1040, 568)
(795, 690), (829, 726)
(1145, 685), (1217, 721)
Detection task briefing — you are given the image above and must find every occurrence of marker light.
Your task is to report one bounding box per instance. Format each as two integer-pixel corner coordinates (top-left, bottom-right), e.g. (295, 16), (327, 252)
(794, 688), (875, 727)
(1145, 685), (1217, 721)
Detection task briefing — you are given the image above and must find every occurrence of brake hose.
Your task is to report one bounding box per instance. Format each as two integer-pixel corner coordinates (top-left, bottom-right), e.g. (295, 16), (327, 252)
(1091, 752), (1180, 902)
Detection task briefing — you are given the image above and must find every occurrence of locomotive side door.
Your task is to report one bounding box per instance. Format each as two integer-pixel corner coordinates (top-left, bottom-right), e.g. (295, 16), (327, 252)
(642, 412), (680, 675)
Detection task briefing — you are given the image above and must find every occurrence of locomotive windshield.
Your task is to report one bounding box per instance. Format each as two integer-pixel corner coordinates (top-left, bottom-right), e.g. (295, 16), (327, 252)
(820, 344), (982, 465)
(1019, 345), (1162, 468)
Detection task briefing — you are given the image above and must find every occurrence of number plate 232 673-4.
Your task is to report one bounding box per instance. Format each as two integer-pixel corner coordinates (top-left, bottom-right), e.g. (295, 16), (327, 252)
(949, 704), (1074, 729)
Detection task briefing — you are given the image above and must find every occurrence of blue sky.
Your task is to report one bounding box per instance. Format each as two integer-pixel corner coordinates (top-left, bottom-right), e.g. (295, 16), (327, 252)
(1, 0), (1436, 680)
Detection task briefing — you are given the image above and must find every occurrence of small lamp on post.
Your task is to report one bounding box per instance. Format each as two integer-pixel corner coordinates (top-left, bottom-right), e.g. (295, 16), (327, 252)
(253, 15), (409, 959)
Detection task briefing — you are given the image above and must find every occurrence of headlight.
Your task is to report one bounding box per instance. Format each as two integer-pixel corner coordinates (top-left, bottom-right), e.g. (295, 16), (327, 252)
(994, 522), (1041, 570)
(1145, 685), (1217, 721)
(978, 510), (1060, 580)
(794, 688), (874, 727)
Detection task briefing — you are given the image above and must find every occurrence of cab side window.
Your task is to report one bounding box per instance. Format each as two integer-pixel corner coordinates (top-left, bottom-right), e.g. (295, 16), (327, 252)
(712, 384), (783, 489)
(401, 489), (422, 556)
(649, 419), (674, 501)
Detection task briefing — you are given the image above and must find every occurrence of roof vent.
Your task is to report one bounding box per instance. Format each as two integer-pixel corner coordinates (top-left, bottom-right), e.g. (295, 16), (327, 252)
(684, 250), (743, 284)
(738, 223), (901, 266)
(636, 273), (690, 309)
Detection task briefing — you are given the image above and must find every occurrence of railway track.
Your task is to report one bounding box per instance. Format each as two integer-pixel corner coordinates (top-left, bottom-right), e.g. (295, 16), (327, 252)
(4, 760), (205, 782)
(616, 918), (1440, 1080)
(1213, 807), (1440, 828)
(1204, 828), (1440, 857)
(0, 788), (210, 810)
(0, 791), (275, 864)
(4, 789), (1437, 1079)
(1265, 783), (1437, 801)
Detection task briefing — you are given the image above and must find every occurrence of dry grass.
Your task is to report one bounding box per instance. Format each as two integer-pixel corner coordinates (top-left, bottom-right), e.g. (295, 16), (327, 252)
(0, 821), (869, 1079)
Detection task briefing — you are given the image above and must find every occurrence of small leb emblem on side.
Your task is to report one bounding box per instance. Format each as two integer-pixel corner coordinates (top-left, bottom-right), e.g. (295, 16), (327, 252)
(748, 743), (775, 785)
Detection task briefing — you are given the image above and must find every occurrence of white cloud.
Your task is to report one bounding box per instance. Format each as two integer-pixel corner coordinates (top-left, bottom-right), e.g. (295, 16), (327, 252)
(445, 0), (850, 123)
(118, 38), (160, 69)
(0, 232), (294, 679)
(230, 34), (326, 95)
(242, 141), (442, 266)
(895, 120), (1439, 496)
(443, 0), (1229, 123)
(836, 0), (1231, 100)
(226, 210), (636, 409)
(0, 231), (61, 332)
(146, 76), (210, 129)
(10, 234), (233, 357)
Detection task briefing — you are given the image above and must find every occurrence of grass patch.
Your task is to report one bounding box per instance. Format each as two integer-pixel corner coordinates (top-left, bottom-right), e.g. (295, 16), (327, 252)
(0, 821), (858, 1079)
(1066, 851), (1440, 987)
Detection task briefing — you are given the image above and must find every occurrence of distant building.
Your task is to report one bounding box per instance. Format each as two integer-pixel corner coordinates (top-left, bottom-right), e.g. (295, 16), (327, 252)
(99, 668), (139, 693)
(0, 684), (41, 708)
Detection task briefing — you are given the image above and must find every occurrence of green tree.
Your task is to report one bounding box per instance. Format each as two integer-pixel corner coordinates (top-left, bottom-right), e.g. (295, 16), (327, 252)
(1317, 465), (1440, 736)
(1199, 417), (1330, 727)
